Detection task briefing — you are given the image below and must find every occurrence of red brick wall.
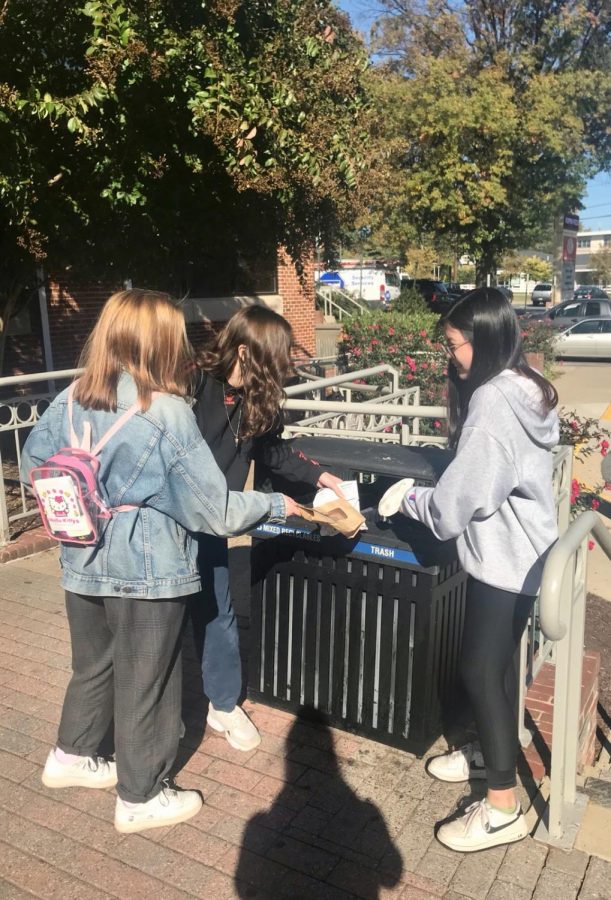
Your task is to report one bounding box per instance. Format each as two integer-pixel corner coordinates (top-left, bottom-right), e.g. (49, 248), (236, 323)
(42, 251), (317, 374)
(522, 649), (601, 781)
(277, 247), (316, 360)
(47, 281), (117, 371)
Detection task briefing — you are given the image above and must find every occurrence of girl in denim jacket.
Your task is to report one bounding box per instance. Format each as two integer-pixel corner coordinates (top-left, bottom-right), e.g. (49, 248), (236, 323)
(20, 289), (300, 834)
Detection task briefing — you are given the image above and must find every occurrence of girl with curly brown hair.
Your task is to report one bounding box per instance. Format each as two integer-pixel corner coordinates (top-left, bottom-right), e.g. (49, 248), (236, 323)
(192, 305), (343, 751)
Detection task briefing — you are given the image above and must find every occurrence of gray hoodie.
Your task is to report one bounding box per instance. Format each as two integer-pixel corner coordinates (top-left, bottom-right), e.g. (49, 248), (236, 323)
(402, 369), (560, 594)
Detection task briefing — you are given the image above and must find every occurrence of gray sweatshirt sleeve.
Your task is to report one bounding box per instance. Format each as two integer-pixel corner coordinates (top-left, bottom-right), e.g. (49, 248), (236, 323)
(401, 426), (519, 541)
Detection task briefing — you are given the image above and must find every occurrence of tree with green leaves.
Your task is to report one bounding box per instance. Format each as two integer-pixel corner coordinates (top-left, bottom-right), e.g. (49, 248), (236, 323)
(0, 0), (369, 371)
(590, 245), (611, 285)
(368, 0), (611, 283)
(521, 257), (553, 283)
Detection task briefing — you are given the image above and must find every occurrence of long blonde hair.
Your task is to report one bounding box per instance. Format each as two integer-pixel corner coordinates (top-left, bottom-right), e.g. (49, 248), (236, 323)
(74, 289), (195, 411)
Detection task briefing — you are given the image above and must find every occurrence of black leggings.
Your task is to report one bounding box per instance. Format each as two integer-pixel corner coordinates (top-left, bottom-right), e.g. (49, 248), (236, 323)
(459, 577), (535, 790)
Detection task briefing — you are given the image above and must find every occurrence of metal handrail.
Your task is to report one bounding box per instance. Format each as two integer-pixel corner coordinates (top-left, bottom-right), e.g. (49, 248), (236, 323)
(284, 399), (446, 418)
(0, 368), (82, 388)
(316, 285), (369, 318)
(535, 509), (611, 846)
(539, 510), (611, 640)
(285, 364), (401, 396)
(292, 367), (388, 395)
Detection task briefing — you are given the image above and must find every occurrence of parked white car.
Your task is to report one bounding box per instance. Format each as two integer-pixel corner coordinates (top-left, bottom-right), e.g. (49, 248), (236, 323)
(554, 318), (611, 359)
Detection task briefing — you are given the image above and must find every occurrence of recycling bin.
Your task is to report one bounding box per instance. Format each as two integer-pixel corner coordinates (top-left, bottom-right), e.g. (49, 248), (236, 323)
(248, 437), (468, 755)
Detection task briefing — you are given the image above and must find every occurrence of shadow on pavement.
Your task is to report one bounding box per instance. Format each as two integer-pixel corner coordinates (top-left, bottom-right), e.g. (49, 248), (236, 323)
(235, 707), (404, 899)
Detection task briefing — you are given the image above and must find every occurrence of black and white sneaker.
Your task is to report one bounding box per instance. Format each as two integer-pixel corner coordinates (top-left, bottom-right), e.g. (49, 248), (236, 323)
(426, 742), (487, 783)
(436, 798), (528, 852)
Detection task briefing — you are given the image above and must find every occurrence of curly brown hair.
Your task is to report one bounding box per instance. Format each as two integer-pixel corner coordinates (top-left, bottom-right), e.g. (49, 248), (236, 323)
(198, 305), (293, 439)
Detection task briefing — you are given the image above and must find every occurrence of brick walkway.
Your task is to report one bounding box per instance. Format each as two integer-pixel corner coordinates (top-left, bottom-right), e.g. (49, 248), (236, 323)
(0, 549), (609, 900)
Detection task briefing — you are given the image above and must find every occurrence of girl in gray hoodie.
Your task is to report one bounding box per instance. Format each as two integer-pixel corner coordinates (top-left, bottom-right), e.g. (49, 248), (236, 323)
(389, 288), (559, 853)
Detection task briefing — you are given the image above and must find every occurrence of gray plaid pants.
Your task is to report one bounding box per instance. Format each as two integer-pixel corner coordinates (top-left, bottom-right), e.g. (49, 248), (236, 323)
(57, 591), (188, 803)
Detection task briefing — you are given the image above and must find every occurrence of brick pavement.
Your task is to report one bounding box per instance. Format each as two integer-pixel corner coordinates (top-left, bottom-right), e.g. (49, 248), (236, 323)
(0, 549), (609, 900)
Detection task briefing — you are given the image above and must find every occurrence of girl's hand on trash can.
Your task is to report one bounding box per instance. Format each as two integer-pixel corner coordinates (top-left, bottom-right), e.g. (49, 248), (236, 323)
(316, 471), (345, 498)
(282, 495), (303, 519)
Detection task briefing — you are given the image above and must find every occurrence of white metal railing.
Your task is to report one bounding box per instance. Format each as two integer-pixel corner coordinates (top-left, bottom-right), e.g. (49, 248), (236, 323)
(0, 368), (82, 544)
(534, 509), (611, 847)
(316, 285), (369, 320)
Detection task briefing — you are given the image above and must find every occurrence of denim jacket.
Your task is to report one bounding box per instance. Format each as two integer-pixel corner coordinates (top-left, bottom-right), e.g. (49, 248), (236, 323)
(20, 374), (286, 599)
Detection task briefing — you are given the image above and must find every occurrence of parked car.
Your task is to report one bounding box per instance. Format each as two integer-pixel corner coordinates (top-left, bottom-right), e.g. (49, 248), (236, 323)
(400, 278), (454, 313)
(546, 297), (611, 329)
(554, 318), (611, 359)
(531, 283), (552, 307)
(443, 282), (469, 302)
(573, 285), (610, 302)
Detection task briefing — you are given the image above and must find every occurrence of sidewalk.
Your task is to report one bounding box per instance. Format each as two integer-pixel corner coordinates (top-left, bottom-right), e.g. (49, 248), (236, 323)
(0, 549), (609, 900)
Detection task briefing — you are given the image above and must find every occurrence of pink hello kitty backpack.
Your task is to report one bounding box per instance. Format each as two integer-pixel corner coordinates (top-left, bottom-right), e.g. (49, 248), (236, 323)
(29, 384), (141, 545)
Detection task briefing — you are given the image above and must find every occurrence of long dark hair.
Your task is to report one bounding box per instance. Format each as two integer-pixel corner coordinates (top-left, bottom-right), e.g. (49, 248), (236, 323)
(443, 287), (558, 448)
(198, 305), (293, 439)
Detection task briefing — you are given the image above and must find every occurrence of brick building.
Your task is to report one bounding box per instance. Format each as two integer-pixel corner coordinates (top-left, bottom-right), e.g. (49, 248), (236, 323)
(3, 248), (317, 376)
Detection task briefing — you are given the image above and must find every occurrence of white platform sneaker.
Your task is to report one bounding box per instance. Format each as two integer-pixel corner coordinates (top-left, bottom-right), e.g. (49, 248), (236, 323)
(114, 782), (203, 834)
(426, 742), (487, 783)
(436, 798), (528, 852)
(206, 703), (261, 751)
(42, 749), (117, 789)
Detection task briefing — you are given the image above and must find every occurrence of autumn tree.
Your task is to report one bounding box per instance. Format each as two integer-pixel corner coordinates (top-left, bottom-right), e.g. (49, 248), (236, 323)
(0, 0), (369, 371)
(368, 0), (611, 283)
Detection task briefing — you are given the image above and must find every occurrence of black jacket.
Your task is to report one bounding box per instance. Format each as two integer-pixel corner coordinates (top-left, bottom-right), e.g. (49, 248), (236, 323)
(192, 371), (324, 492)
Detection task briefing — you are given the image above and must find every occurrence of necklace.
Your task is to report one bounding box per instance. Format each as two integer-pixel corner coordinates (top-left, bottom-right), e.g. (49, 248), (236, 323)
(223, 382), (243, 446)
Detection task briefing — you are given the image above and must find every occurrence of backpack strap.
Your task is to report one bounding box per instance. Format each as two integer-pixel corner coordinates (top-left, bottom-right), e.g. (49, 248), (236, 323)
(91, 402), (141, 456)
(67, 382), (142, 456)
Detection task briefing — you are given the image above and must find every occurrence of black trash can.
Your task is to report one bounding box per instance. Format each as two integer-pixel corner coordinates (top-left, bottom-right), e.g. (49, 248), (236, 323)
(248, 437), (467, 755)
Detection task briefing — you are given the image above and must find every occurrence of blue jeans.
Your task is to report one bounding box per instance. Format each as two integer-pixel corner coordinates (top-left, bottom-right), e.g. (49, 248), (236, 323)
(192, 534), (242, 712)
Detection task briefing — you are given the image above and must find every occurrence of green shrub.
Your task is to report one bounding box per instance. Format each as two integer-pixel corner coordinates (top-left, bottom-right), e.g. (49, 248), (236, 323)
(392, 287), (430, 315)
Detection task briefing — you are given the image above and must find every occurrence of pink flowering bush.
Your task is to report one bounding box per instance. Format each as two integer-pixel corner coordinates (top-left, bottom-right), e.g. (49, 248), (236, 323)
(519, 319), (557, 370)
(566, 412), (611, 547)
(338, 312), (447, 412)
(338, 312), (447, 436)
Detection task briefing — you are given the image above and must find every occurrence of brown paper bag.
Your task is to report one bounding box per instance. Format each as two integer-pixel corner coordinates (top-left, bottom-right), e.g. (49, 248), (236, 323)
(294, 498), (365, 540)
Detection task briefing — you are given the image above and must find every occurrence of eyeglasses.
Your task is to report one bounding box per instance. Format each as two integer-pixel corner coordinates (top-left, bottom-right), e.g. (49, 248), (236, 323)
(441, 339), (470, 358)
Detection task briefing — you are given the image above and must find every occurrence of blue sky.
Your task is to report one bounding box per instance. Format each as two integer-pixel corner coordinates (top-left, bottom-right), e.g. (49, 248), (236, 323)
(335, 0), (611, 233)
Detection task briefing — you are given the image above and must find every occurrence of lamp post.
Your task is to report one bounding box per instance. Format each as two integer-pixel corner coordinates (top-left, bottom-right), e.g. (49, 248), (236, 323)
(358, 225), (372, 299)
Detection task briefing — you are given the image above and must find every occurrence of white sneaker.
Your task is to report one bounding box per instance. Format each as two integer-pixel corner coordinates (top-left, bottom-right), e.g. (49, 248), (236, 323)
(436, 799), (528, 852)
(426, 742), (487, 783)
(114, 782), (203, 834)
(377, 478), (415, 518)
(41, 749), (117, 789)
(206, 703), (261, 751)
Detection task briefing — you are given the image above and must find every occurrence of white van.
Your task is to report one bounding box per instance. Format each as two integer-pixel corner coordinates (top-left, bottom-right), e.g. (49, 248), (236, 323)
(317, 267), (401, 307)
